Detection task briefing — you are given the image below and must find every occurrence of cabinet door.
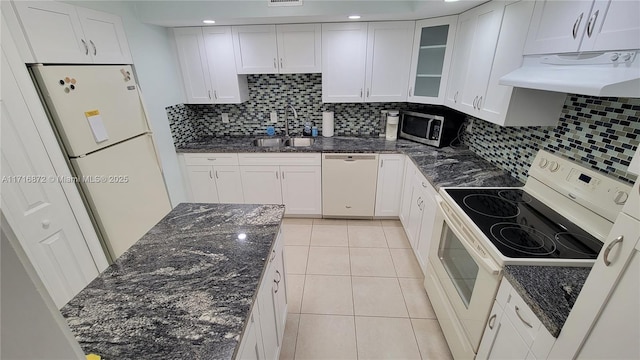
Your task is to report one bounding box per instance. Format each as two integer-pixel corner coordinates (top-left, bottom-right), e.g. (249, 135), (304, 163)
(76, 7), (132, 64)
(237, 308), (265, 360)
(241, 166), (283, 205)
(212, 165), (244, 204)
(364, 21), (414, 102)
(232, 25), (279, 74)
(458, 1), (505, 115)
(408, 16), (458, 105)
(416, 181), (437, 271)
(13, 1), (89, 63)
(476, 301), (504, 360)
(399, 158), (416, 227)
(406, 184), (424, 250)
(524, 0), (594, 55)
(321, 23), (368, 103)
(186, 165), (218, 203)
(258, 265), (281, 360)
(479, 0), (535, 124)
(272, 233), (288, 344)
(444, 9), (476, 110)
(374, 154), (406, 217)
(580, 0), (640, 52)
(203, 26), (249, 104)
(173, 28), (213, 104)
(479, 307), (531, 360)
(276, 24), (322, 73)
(280, 165), (322, 215)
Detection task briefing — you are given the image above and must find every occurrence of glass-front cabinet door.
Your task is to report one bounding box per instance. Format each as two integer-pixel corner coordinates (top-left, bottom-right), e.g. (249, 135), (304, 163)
(407, 16), (458, 105)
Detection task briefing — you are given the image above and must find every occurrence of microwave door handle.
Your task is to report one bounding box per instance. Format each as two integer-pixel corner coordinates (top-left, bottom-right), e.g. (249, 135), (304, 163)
(436, 199), (501, 275)
(426, 118), (434, 139)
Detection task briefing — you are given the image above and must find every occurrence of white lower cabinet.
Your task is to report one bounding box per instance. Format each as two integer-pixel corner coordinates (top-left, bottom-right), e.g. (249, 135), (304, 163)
(477, 279), (555, 360)
(399, 157), (417, 227)
(415, 180), (438, 271)
(239, 153), (322, 216)
(374, 154), (406, 217)
(238, 231), (287, 360)
(183, 154), (244, 204)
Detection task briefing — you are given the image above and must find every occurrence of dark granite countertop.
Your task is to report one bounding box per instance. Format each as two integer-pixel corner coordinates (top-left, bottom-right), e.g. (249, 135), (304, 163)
(177, 136), (522, 189)
(61, 203), (285, 360)
(503, 265), (592, 338)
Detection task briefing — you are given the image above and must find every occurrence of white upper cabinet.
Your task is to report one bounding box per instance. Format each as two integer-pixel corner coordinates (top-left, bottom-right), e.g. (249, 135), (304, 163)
(12, 1), (132, 64)
(524, 0), (640, 55)
(322, 22), (368, 103)
(174, 27), (248, 104)
(364, 21), (415, 102)
(446, 0), (565, 127)
(276, 24), (322, 73)
(233, 24), (321, 74)
(322, 21), (415, 103)
(408, 16), (458, 105)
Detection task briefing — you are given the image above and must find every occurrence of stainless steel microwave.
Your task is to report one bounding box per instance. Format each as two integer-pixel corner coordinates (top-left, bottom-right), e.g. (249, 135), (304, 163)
(399, 110), (462, 148)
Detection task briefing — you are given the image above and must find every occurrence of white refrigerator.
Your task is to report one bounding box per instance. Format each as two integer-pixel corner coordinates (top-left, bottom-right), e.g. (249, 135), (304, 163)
(31, 64), (171, 261)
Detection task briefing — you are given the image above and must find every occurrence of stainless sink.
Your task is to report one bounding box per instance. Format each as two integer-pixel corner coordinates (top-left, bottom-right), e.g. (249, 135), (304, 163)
(285, 137), (315, 147)
(252, 138), (284, 147)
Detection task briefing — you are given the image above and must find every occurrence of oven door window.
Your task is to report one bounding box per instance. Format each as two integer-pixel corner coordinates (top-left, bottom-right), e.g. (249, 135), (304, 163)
(438, 222), (479, 308)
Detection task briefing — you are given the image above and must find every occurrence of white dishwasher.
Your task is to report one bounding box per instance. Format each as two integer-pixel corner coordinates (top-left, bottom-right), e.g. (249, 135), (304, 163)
(322, 153), (379, 217)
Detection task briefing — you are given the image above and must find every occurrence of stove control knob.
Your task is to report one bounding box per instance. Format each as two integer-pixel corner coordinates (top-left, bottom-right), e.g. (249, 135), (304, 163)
(549, 161), (560, 172)
(614, 190), (629, 205)
(539, 158), (548, 168)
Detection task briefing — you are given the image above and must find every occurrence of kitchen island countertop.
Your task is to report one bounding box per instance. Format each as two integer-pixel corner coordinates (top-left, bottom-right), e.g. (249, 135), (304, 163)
(177, 136), (523, 189)
(61, 203), (285, 360)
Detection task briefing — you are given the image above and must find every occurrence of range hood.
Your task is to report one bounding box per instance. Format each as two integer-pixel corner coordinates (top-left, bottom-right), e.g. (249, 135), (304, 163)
(500, 51), (640, 97)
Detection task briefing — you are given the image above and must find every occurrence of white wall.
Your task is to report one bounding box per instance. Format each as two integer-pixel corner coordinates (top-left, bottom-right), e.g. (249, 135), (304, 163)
(66, 1), (188, 207)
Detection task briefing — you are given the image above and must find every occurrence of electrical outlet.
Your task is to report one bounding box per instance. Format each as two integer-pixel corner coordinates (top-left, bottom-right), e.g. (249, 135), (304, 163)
(221, 113), (229, 123)
(466, 119), (473, 133)
(270, 111), (278, 123)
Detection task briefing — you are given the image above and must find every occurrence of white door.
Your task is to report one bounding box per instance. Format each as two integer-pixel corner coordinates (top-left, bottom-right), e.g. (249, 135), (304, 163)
(408, 16), (458, 105)
(445, 10), (476, 110)
(374, 154), (406, 217)
(321, 23), (368, 103)
(232, 25), (279, 74)
(276, 24), (322, 73)
(581, 0), (640, 52)
(1, 49), (99, 308)
(174, 28), (213, 104)
(186, 165), (219, 203)
(240, 166), (283, 204)
(280, 165), (322, 215)
(399, 157), (416, 227)
(480, 308), (531, 359)
(31, 64), (149, 157)
(459, 1), (505, 114)
(364, 21), (414, 102)
(72, 134), (172, 259)
(238, 309), (265, 360)
(258, 265), (281, 360)
(416, 182), (438, 271)
(203, 26), (248, 104)
(76, 7), (132, 64)
(213, 165), (244, 204)
(406, 184), (425, 250)
(524, 0), (595, 55)
(12, 1), (89, 63)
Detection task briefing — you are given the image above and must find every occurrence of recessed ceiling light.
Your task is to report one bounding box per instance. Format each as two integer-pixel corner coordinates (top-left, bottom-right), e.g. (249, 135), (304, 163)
(203, 20), (216, 24)
(348, 15), (361, 20)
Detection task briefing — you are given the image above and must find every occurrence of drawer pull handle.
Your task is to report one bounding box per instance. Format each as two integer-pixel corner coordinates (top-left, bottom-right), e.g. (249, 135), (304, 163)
(488, 314), (497, 330)
(603, 235), (624, 266)
(515, 306), (533, 328)
(275, 269), (281, 283)
(270, 249), (276, 262)
(274, 279), (279, 293)
(422, 181), (428, 188)
(573, 13), (584, 39)
(345, 205), (352, 209)
(215, 171), (219, 179)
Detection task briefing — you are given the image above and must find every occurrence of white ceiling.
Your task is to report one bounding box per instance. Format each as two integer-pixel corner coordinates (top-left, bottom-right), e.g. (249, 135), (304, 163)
(130, 0), (486, 27)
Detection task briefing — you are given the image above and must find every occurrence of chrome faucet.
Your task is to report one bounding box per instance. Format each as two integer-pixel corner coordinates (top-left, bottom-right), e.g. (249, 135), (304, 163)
(284, 104), (297, 138)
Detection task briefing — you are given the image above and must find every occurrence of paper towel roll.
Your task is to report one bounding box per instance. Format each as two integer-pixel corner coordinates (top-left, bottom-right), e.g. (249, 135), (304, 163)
(322, 111), (334, 137)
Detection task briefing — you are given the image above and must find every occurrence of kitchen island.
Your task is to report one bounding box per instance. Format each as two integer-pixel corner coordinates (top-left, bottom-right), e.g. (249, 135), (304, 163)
(61, 203), (285, 360)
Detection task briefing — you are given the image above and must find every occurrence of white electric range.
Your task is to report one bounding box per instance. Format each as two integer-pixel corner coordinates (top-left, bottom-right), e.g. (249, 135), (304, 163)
(424, 149), (632, 359)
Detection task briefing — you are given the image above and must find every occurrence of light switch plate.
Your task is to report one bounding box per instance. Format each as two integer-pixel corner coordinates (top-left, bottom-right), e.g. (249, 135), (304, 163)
(270, 111), (278, 123)
(221, 113), (229, 123)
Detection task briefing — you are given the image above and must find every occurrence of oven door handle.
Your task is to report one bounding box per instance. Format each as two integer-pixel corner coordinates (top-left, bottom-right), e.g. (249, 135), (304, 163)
(437, 199), (501, 275)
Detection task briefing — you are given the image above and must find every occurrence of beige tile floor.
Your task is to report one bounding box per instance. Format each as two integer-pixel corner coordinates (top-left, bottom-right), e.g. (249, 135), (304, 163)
(279, 218), (453, 360)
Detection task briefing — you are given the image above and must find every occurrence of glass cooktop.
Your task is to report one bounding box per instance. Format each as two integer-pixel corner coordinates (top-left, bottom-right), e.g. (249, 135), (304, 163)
(443, 188), (602, 259)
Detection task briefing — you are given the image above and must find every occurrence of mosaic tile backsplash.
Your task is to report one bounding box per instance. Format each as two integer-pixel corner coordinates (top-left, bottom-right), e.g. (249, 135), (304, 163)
(463, 96), (640, 184)
(167, 74), (639, 184)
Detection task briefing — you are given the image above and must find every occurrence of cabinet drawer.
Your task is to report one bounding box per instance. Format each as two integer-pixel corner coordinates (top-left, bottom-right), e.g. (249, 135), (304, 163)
(183, 153), (239, 166)
(504, 288), (542, 347)
(239, 152), (321, 166)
